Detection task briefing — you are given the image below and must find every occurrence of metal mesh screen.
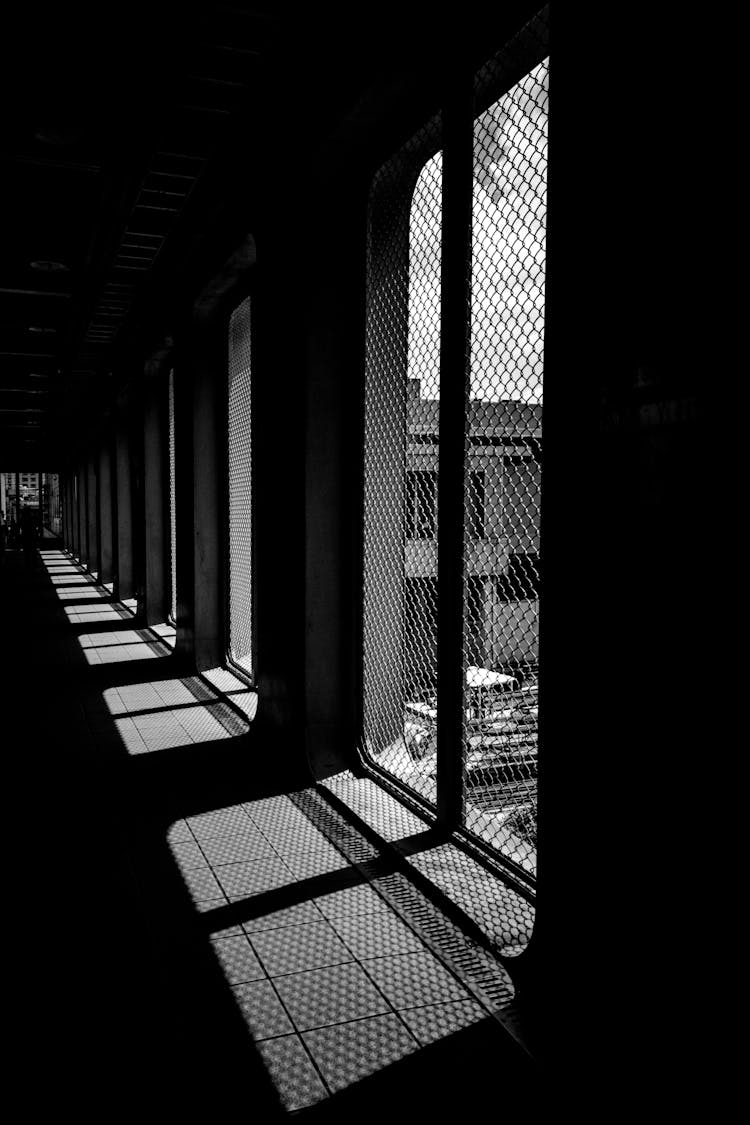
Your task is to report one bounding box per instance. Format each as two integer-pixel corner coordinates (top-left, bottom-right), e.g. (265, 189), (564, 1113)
(363, 12), (546, 884)
(362, 121), (442, 805)
(228, 296), (253, 675)
(168, 369), (177, 623)
(462, 54), (548, 874)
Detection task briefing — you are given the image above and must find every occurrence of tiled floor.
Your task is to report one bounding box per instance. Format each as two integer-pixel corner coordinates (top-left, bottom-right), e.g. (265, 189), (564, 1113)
(1, 546), (534, 1118)
(157, 789), (525, 1111)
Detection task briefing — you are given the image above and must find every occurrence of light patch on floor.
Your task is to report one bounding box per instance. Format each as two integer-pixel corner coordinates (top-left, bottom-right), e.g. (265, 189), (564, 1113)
(162, 791), (507, 1111)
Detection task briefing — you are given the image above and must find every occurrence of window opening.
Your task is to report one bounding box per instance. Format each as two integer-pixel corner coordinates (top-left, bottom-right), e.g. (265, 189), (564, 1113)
(462, 54), (547, 873)
(167, 369), (177, 624)
(227, 295), (254, 676)
(362, 18), (547, 884)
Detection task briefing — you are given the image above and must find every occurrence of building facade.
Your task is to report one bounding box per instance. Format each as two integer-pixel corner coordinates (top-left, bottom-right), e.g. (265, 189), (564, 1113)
(405, 378), (541, 693)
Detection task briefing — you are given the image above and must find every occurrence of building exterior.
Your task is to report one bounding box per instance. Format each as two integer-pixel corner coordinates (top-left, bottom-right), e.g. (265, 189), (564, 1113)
(2, 472), (60, 531)
(2, 471), (39, 508)
(405, 378), (541, 690)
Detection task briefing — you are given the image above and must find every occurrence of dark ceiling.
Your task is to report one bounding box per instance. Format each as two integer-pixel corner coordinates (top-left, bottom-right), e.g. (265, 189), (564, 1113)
(1, 1), (541, 468)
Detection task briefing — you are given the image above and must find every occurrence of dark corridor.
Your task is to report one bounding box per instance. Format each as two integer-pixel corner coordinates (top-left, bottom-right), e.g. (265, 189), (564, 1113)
(0, 1), (710, 1117)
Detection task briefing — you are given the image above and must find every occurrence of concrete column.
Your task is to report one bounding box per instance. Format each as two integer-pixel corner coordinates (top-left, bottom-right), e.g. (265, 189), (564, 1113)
(114, 405), (134, 599)
(68, 472), (74, 553)
(74, 465), (82, 558)
(72, 473), (78, 551)
(86, 452), (99, 577)
(360, 175), (411, 757)
(143, 369), (167, 625)
(174, 329), (222, 670)
(64, 473), (72, 549)
(99, 435), (114, 583)
(173, 347), (194, 661)
(82, 460), (90, 564)
(58, 473), (65, 544)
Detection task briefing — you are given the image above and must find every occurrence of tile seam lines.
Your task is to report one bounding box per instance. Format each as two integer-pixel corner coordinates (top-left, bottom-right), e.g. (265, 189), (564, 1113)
(186, 808), (448, 1048)
(295, 789), (522, 1036)
(191, 795), (512, 1032)
(219, 841), (479, 1049)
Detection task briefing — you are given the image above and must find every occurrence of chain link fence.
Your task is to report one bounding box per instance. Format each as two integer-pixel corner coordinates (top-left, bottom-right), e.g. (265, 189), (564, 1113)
(463, 48), (547, 873)
(363, 116), (442, 806)
(168, 369), (177, 623)
(362, 12), (547, 882)
(228, 296), (253, 676)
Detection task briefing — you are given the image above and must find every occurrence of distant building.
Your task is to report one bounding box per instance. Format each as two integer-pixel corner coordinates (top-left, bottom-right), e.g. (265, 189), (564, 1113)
(405, 378), (541, 691)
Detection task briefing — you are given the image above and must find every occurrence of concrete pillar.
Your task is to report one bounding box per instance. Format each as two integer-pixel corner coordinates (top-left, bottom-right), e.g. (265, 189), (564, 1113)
(86, 452), (99, 577)
(99, 435), (114, 583)
(74, 466), (82, 558)
(69, 474), (74, 549)
(114, 404), (134, 599)
(63, 473), (71, 548)
(67, 473), (74, 553)
(81, 460), (90, 564)
(143, 368), (167, 625)
(174, 329), (222, 670)
(360, 173), (411, 757)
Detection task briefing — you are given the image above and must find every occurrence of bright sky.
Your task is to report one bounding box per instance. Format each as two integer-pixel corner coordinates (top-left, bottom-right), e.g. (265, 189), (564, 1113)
(408, 58), (548, 403)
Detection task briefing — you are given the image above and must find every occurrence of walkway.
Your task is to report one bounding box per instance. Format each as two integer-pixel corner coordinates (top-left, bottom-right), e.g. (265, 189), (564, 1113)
(0, 544), (534, 1118)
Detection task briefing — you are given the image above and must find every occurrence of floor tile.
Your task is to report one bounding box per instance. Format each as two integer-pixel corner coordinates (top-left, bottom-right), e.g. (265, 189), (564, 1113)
(152, 679), (202, 706)
(242, 900), (324, 935)
(187, 808), (254, 840)
(113, 717), (149, 754)
(232, 979), (294, 1040)
(256, 1034), (328, 1110)
(182, 867), (224, 903)
(210, 934), (265, 984)
(398, 999), (487, 1045)
(168, 839), (208, 871)
(174, 706), (231, 743)
(114, 682), (164, 712)
(132, 713), (194, 750)
(314, 883), (392, 922)
(302, 1013), (418, 1093)
(359, 950), (470, 1009)
(272, 962), (391, 1031)
(331, 911), (425, 959)
(249, 920), (353, 978)
(214, 856), (294, 898)
(199, 832), (276, 866)
(166, 820), (192, 843)
(282, 852), (348, 879)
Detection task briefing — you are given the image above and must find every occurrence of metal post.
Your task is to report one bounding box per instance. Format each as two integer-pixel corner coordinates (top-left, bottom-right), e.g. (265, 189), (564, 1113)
(436, 71), (473, 830)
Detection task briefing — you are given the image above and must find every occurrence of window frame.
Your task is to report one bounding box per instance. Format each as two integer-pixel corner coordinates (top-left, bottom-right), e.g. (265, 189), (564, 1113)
(357, 8), (548, 895)
(223, 280), (258, 688)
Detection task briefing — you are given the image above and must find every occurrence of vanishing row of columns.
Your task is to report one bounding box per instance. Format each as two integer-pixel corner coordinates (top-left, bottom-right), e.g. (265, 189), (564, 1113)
(59, 335), (228, 677)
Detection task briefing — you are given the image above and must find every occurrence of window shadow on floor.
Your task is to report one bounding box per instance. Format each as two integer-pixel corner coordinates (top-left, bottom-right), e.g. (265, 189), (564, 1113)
(1, 548), (535, 1116)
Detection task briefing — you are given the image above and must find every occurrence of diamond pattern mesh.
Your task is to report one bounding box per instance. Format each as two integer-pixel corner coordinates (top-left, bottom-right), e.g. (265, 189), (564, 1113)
(168, 368), (177, 624)
(362, 15), (547, 883)
(228, 296), (253, 675)
(463, 54), (547, 873)
(362, 119), (442, 806)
